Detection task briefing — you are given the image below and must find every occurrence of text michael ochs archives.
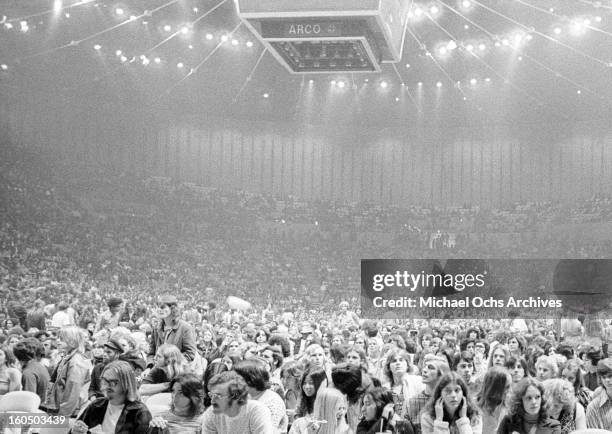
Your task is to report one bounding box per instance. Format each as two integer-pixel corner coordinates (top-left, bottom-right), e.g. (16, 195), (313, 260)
(359, 259), (597, 319)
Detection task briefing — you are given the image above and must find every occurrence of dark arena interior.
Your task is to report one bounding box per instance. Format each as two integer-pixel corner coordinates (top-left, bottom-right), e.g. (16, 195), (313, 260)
(1, 1), (612, 433)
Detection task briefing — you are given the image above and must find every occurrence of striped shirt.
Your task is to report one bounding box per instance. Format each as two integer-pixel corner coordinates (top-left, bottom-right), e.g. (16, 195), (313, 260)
(585, 387), (612, 430)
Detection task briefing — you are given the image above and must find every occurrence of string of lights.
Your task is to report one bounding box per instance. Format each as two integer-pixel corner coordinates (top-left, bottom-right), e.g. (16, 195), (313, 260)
(232, 47), (267, 103)
(473, 0), (612, 68)
(161, 20), (242, 96)
(438, 1), (596, 104)
(391, 62), (421, 113)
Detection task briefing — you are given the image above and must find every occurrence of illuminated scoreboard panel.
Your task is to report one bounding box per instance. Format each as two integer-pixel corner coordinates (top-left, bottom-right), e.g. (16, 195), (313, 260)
(235, 0), (409, 74)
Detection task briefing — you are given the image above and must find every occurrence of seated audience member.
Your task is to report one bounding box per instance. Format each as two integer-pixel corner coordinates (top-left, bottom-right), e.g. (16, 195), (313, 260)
(201, 371), (274, 433)
(71, 360), (152, 434)
(149, 373), (206, 433)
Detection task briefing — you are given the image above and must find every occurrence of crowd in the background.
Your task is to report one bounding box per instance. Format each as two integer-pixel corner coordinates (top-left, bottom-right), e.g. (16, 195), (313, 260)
(1, 140), (612, 433)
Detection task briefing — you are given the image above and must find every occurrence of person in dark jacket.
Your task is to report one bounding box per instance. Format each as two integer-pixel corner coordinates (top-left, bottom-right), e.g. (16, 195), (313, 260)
(89, 338), (124, 400)
(71, 360), (152, 434)
(148, 295), (197, 364)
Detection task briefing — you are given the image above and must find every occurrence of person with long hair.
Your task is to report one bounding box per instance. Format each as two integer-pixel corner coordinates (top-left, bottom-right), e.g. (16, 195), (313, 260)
(290, 366), (328, 434)
(560, 359), (592, 409)
(140, 343), (190, 397)
(357, 387), (403, 434)
(506, 356), (530, 385)
(295, 366), (328, 417)
(345, 346), (368, 372)
(476, 366), (512, 433)
(405, 354), (450, 433)
(421, 372), (482, 434)
(280, 361), (303, 423)
(308, 387), (352, 434)
(332, 362), (370, 431)
(382, 349), (424, 420)
(542, 378), (586, 433)
(497, 377), (561, 434)
(0, 345), (21, 396)
(71, 360), (152, 434)
(198, 326), (218, 363)
(535, 356), (558, 382)
(508, 335), (526, 358)
(48, 326), (92, 416)
(148, 373), (206, 433)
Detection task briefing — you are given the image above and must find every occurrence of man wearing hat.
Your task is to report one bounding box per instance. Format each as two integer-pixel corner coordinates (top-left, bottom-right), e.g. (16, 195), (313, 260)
(94, 297), (124, 333)
(88, 338), (124, 400)
(148, 294), (197, 363)
(586, 357), (612, 429)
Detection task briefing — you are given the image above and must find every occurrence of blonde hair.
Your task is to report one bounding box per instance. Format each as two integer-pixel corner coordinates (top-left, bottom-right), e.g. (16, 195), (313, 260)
(535, 355), (559, 377)
(313, 387), (347, 434)
(543, 378), (576, 413)
(156, 344), (189, 380)
(102, 360), (140, 402)
(58, 326), (87, 353)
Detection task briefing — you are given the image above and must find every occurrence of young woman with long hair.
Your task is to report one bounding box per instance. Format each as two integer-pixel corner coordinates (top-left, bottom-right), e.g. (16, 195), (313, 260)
(139, 344), (190, 397)
(542, 378), (587, 433)
(497, 377), (561, 434)
(421, 372), (482, 434)
(476, 366), (511, 433)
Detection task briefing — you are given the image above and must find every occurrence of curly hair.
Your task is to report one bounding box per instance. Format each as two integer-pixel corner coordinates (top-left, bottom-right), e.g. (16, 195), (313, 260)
(207, 371), (249, 405)
(169, 373), (205, 418)
(506, 377), (548, 426)
(542, 378), (576, 414)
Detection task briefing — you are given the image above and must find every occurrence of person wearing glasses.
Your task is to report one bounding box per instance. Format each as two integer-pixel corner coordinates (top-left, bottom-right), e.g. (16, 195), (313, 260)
(202, 371), (274, 434)
(148, 295), (197, 364)
(71, 360), (152, 434)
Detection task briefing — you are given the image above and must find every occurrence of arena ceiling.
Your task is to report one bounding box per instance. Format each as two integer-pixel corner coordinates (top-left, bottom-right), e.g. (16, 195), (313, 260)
(1, 0), (612, 129)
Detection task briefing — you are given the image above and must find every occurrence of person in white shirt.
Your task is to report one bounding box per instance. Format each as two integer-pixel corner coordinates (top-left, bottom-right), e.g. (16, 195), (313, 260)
(202, 371), (274, 434)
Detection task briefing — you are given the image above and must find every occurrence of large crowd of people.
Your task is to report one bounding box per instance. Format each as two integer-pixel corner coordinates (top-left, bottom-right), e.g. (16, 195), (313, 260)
(1, 139), (612, 433)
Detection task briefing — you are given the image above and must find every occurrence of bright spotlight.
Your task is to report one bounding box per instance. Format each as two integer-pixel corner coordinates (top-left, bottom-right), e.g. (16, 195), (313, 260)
(163, 24), (172, 32)
(246, 41), (253, 47)
(337, 81), (345, 88)
(380, 81), (388, 88)
(115, 7), (124, 16)
(206, 33), (213, 40)
(436, 81), (442, 87)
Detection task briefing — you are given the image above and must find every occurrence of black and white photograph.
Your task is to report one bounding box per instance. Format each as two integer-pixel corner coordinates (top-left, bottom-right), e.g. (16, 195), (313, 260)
(1, 0), (612, 432)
